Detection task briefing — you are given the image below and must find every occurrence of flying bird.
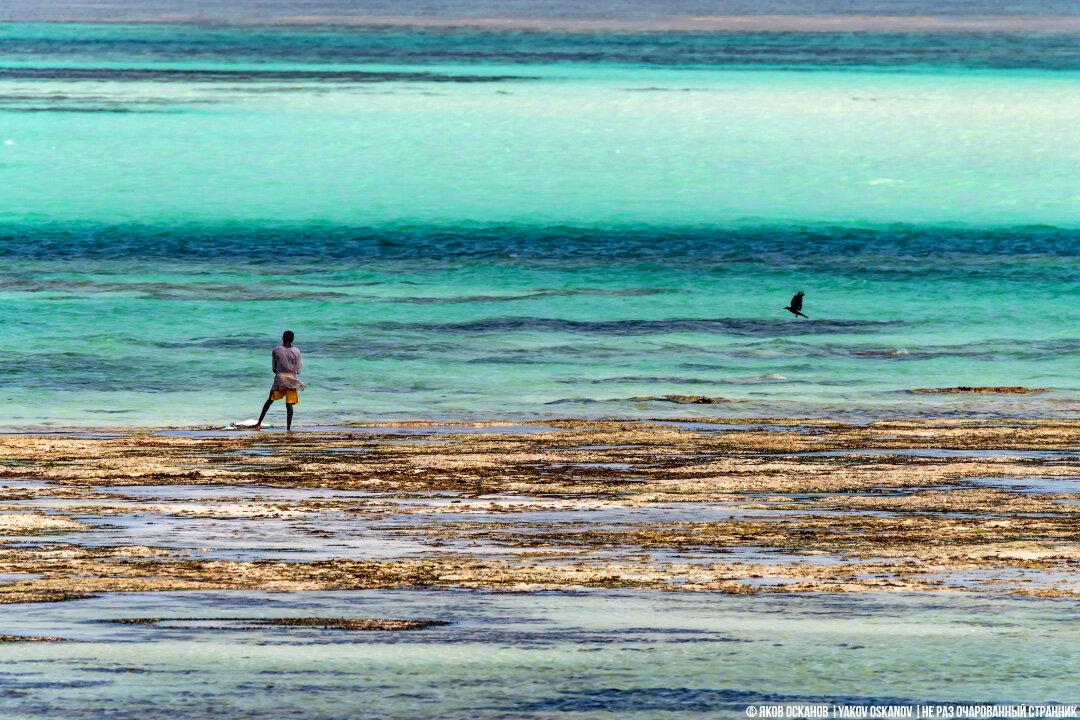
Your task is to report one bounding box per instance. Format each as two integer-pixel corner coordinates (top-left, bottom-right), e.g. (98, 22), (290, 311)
(785, 291), (808, 318)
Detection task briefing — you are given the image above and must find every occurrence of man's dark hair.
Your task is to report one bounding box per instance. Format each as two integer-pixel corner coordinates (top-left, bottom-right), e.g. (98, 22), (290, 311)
(283, 330), (294, 343)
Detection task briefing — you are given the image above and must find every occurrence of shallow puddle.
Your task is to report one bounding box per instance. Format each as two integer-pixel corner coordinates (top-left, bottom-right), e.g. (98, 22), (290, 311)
(785, 449), (1080, 460)
(1, 475), (868, 562)
(0, 572), (41, 585)
(921, 567), (1080, 592)
(186, 424), (563, 438)
(962, 476), (1080, 494)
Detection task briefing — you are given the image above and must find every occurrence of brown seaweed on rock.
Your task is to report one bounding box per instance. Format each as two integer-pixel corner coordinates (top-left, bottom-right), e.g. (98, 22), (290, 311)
(628, 395), (739, 404)
(908, 387), (1048, 395)
(0, 634), (70, 642)
(108, 617), (448, 630)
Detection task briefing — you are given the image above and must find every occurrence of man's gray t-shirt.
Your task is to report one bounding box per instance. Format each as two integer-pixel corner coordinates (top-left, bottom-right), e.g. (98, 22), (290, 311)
(272, 345), (302, 376)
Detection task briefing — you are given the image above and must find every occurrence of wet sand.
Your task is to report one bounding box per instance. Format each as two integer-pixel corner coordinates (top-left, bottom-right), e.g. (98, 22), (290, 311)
(3, 418), (1080, 606)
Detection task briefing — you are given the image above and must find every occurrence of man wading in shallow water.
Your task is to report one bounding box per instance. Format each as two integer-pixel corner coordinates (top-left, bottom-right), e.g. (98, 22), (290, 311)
(254, 330), (304, 432)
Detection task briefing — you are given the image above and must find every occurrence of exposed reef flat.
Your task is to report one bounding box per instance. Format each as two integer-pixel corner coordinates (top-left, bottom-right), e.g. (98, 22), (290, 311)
(2, 419), (1080, 601)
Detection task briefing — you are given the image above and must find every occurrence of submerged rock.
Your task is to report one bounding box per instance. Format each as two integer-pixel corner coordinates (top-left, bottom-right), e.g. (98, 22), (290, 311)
(108, 617), (449, 631)
(0, 634), (69, 642)
(0, 590), (93, 605)
(629, 395), (736, 404)
(908, 386), (1049, 395)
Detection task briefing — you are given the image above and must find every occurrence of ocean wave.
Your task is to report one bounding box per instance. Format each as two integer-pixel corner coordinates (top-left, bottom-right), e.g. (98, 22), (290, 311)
(0, 354), (254, 392)
(0, 278), (358, 301)
(6, 24), (1080, 71)
(0, 67), (535, 84)
(382, 288), (672, 304)
(8, 224), (1080, 271)
(572, 373), (792, 384)
(546, 395), (742, 406)
(504, 687), (920, 713)
(719, 338), (1080, 361)
(140, 335), (1080, 365)
(372, 317), (899, 337)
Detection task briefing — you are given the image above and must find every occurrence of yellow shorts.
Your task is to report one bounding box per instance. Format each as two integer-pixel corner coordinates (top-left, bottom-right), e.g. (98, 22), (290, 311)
(269, 388), (299, 404)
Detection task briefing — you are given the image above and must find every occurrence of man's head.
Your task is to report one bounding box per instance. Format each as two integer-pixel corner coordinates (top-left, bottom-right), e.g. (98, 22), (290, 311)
(282, 330), (294, 345)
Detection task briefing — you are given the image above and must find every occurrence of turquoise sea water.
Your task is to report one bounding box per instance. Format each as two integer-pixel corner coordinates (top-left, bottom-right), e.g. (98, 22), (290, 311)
(3, 23), (1080, 427)
(3, 589), (1080, 719)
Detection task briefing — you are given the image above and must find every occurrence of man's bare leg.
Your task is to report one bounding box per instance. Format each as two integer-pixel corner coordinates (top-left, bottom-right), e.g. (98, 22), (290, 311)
(286, 402), (294, 432)
(254, 397), (273, 430)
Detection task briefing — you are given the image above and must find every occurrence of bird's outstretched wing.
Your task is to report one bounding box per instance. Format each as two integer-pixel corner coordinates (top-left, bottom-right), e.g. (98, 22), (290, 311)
(790, 291), (805, 312)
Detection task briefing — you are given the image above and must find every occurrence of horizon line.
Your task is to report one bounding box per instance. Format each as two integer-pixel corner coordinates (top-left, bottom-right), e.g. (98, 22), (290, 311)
(6, 14), (1080, 34)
